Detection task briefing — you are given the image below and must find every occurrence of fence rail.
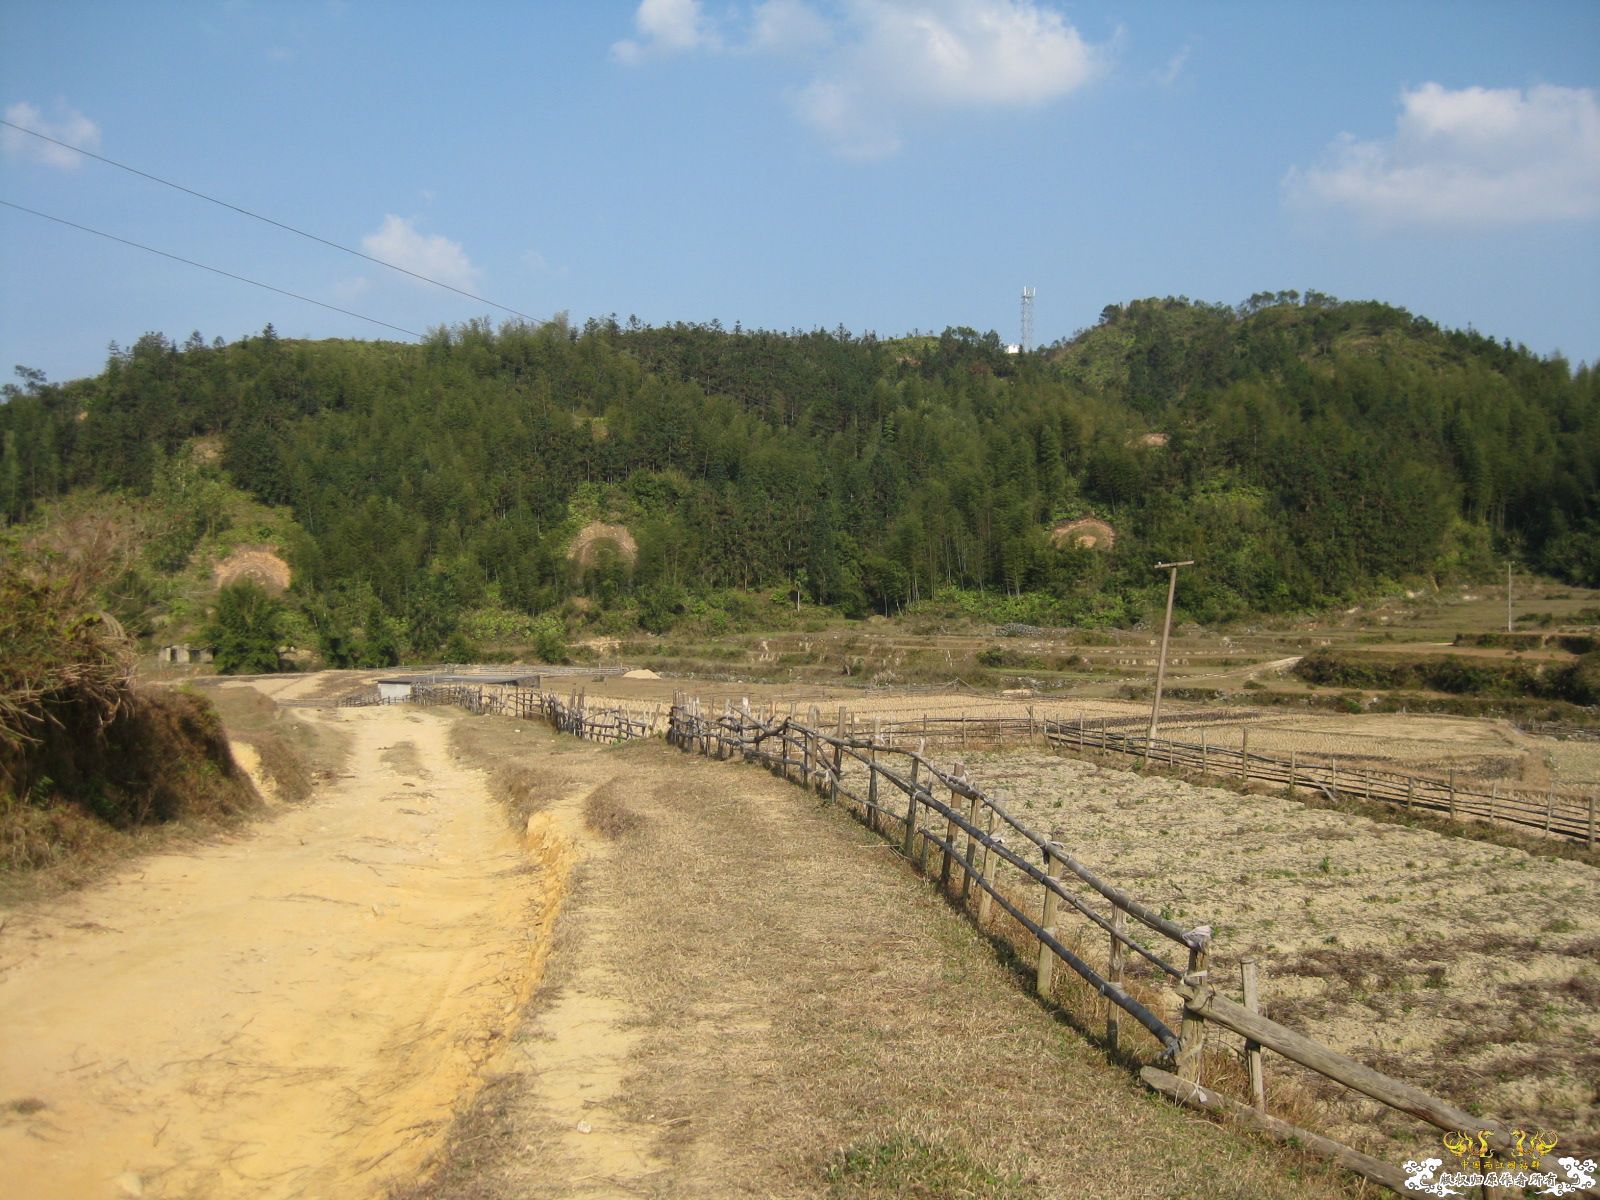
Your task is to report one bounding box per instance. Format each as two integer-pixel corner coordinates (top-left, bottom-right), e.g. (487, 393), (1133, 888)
(666, 699), (1545, 1197)
(721, 701), (1597, 847)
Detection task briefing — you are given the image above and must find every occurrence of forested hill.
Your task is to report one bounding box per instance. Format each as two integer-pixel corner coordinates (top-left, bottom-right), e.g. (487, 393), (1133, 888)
(1, 294), (1596, 655)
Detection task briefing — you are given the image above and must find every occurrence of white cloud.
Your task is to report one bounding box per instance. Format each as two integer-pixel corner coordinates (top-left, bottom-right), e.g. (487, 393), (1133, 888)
(612, 0), (720, 64)
(1154, 44), (1190, 87)
(750, 0), (834, 56)
(611, 0), (1106, 156)
(2, 101), (102, 168)
(361, 215), (481, 291)
(1285, 83), (1600, 229)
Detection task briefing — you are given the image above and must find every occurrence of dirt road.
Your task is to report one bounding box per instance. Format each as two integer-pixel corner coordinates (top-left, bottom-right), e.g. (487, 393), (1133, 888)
(0, 703), (547, 1200)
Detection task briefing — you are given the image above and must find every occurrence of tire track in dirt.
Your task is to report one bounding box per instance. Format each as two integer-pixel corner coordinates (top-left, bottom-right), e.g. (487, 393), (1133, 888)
(0, 703), (550, 1200)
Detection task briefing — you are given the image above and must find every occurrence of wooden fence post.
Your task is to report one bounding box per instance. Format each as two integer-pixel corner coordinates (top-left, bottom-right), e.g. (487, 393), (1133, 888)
(1106, 906), (1127, 1049)
(1242, 959), (1266, 1112)
(1036, 845), (1063, 998)
(1239, 728), (1249, 782)
(1449, 770), (1457, 820)
(1545, 790), (1553, 836)
(1201, 730), (1208, 774)
(1406, 776), (1415, 810)
(960, 787), (982, 904)
(1489, 785), (1497, 823)
(1590, 795), (1596, 849)
(903, 747), (923, 860)
(1289, 749), (1297, 794)
(1177, 931), (1211, 1084)
(976, 802), (999, 927)
(940, 766), (965, 893)
(867, 724), (882, 828)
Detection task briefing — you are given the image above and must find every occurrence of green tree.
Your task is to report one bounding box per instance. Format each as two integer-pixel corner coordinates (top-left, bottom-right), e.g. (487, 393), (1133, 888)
(208, 582), (283, 674)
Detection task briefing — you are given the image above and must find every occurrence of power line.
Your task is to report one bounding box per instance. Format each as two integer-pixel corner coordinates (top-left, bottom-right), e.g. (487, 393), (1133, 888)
(1, 199), (424, 338)
(1, 117), (540, 321)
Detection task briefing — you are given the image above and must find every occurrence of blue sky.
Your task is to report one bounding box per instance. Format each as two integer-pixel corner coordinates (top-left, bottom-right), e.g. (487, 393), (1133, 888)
(2, 0), (1597, 385)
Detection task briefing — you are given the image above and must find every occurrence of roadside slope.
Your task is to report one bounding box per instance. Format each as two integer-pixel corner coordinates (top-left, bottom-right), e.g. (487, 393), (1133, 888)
(409, 722), (1354, 1199)
(0, 703), (547, 1200)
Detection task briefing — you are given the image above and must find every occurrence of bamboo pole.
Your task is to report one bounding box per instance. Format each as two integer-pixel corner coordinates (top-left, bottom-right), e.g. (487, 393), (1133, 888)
(1176, 985), (1512, 1147)
(1242, 960), (1265, 1112)
(1140, 1068), (1413, 1195)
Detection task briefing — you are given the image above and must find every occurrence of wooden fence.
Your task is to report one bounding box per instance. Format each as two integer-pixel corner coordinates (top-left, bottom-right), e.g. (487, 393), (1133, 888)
(721, 700), (1597, 848)
(667, 699), (1540, 1196)
(359, 682), (661, 744)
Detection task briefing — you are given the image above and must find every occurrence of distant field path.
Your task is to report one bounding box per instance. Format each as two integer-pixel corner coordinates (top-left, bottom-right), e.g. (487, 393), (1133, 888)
(0, 704), (548, 1200)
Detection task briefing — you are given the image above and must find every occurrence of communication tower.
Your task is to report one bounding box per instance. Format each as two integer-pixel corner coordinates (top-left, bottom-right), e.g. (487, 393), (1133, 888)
(1020, 286), (1036, 353)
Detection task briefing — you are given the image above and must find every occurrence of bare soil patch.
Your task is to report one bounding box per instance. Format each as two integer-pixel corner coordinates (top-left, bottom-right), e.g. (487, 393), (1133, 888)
(0, 703), (548, 1199)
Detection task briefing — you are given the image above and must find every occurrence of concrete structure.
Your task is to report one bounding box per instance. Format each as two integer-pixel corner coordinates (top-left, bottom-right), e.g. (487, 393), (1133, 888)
(159, 644), (214, 666)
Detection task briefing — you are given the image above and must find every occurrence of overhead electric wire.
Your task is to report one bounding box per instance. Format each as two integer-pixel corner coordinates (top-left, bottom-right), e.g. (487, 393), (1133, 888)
(0, 117), (539, 322)
(1, 199), (423, 338)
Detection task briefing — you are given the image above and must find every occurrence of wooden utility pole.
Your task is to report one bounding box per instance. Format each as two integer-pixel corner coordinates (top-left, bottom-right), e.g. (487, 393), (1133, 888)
(1147, 560), (1195, 754)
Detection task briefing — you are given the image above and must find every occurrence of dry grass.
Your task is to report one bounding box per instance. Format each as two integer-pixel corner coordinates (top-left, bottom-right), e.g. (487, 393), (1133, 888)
(581, 782), (644, 839)
(398, 732), (1360, 1200)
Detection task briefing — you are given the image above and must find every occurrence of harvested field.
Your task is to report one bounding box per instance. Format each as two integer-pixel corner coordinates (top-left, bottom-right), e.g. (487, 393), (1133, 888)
(581, 676), (1595, 794)
(945, 747), (1600, 1161)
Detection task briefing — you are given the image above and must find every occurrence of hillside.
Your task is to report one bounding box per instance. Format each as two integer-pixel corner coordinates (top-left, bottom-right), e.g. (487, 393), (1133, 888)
(1, 295), (1596, 662)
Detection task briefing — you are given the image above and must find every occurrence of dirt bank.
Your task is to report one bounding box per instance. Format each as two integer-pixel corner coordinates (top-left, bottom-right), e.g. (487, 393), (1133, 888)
(0, 703), (548, 1200)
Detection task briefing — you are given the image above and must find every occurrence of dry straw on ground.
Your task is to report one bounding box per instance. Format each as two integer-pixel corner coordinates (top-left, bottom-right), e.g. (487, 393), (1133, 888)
(566, 522), (637, 570)
(211, 545), (291, 594)
(1049, 517), (1116, 550)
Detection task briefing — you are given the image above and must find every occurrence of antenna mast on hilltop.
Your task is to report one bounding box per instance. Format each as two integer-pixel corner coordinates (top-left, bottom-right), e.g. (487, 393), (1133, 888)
(1019, 286), (1036, 352)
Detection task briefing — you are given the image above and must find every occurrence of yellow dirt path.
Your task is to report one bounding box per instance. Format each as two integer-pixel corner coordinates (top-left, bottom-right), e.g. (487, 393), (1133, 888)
(0, 705), (545, 1200)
